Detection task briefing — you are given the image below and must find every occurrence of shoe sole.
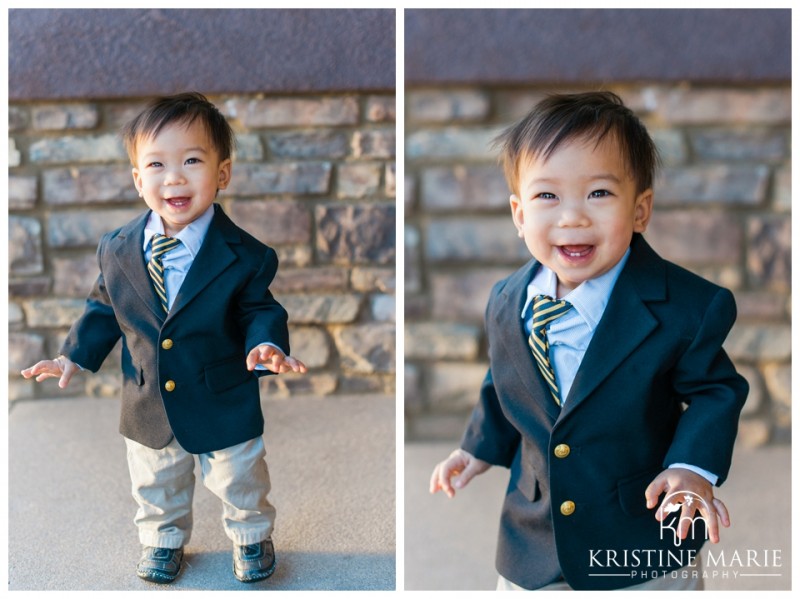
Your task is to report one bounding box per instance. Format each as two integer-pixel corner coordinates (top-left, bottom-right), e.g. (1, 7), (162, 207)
(137, 567), (181, 584)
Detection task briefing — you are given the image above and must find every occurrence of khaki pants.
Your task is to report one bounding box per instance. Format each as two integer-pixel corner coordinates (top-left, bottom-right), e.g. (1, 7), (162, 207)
(497, 556), (704, 591)
(125, 436), (275, 549)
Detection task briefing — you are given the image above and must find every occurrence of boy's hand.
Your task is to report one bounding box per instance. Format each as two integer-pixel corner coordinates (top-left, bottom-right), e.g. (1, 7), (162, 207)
(246, 344), (307, 374)
(20, 355), (79, 389)
(645, 467), (730, 544)
(430, 448), (490, 498)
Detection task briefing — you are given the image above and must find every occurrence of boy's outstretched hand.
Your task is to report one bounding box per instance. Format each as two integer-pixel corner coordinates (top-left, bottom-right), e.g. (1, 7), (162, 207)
(246, 344), (307, 374)
(645, 467), (730, 544)
(430, 448), (490, 498)
(21, 355), (79, 389)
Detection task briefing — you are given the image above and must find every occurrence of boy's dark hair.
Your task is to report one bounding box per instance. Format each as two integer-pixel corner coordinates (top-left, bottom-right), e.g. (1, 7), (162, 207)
(494, 91), (659, 196)
(122, 91), (235, 165)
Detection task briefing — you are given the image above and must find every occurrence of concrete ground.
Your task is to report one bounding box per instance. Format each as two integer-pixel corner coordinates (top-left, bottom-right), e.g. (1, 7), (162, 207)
(8, 394), (395, 591)
(405, 441), (791, 591)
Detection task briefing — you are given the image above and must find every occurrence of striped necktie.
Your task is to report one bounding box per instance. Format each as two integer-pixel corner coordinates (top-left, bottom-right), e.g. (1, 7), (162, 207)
(148, 233), (181, 313)
(529, 294), (572, 406)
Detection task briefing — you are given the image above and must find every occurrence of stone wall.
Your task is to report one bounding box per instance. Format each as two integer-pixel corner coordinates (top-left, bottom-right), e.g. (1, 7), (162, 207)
(9, 92), (396, 401)
(404, 84), (790, 446)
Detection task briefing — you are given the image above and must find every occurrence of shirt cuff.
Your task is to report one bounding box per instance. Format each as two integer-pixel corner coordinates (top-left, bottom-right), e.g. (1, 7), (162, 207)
(668, 463), (719, 486)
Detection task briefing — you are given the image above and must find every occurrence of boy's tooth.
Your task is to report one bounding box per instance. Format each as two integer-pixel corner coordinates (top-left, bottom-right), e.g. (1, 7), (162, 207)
(561, 245), (592, 257)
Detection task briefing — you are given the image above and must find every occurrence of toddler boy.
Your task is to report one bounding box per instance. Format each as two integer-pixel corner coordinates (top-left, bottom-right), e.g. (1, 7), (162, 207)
(430, 91), (748, 590)
(22, 92), (306, 584)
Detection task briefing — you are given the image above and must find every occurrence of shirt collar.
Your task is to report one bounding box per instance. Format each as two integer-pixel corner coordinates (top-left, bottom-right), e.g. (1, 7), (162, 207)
(522, 248), (631, 332)
(143, 205), (214, 258)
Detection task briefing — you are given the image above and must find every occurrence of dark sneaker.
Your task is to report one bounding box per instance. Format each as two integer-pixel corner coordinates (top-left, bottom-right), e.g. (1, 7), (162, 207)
(233, 538), (276, 582)
(136, 546), (183, 584)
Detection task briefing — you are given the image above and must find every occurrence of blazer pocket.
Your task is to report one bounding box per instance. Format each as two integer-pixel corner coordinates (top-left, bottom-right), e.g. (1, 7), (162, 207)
(515, 469), (541, 502)
(122, 361), (144, 386)
(617, 467), (661, 517)
(204, 356), (254, 393)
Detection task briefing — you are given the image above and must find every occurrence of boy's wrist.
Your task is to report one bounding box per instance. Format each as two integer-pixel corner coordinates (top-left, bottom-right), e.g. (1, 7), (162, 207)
(667, 463), (718, 486)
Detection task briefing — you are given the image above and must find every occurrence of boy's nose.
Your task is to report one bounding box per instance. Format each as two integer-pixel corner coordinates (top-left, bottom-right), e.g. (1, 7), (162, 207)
(557, 204), (590, 227)
(163, 169), (186, 185)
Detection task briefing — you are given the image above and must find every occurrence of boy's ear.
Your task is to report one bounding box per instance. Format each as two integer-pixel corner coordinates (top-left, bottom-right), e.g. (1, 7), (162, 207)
(217, 158), (232, 190)
(131, 167), (143, 197)
(509, 194), (524, 232)
(633, 188), (653, 233)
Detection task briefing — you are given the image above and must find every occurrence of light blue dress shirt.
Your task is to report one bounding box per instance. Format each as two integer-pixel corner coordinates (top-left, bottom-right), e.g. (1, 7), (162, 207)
(144, 206), (285, 360)
(521, 249), (717, 485)
(521, 250), (630, 403)
(143, 205), (214, 312)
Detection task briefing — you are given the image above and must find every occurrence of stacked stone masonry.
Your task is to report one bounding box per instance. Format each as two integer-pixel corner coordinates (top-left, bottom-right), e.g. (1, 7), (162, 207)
(405, 84), (790, 446)
(9, 93), (396, 401)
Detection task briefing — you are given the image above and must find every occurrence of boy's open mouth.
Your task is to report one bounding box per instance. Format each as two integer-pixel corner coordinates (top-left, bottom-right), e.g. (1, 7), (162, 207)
(165, 197), (191, 208)
(558, 245), (594, 258)
(558, 245), (595, 262)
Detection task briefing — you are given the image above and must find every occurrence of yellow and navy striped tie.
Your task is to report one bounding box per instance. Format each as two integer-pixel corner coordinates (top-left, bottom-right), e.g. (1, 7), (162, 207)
(148, 233), (181, 313)
(529, 294), (572, 406)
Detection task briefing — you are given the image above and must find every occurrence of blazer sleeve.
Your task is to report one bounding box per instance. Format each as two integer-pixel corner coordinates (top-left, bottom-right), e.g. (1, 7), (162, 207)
(663, 287), (749, 485)
(59, 235), (123, 372)
(236, 245), (290, 375)
(460, 367), (521, 468)
(460, 279), (522, 467)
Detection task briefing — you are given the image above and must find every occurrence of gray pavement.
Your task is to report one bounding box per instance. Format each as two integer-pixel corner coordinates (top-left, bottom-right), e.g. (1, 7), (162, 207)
(8, 394), (395, 591)
(405, 441), (791, 591)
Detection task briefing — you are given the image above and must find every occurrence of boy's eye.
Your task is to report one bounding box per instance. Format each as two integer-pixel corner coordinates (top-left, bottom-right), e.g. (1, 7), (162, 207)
(589, 189), (612, 198)
(185, 157), (201, 165)
(148, 161), (163, 168)
(535, 192), (557, 200)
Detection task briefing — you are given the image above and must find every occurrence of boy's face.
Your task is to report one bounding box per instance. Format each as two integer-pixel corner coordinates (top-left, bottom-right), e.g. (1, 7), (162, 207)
(132, 119), (231, 237)
(510, 135), (652, 298)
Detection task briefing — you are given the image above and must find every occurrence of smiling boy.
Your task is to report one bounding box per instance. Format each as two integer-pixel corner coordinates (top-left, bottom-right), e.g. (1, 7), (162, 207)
(22, 92), (306, 584)
(430, 92), (748, 590)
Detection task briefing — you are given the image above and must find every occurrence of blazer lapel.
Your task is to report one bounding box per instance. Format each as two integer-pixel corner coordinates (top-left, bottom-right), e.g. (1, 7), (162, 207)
(167, 205), (239, 320)
(562, 235), (665, 416)
(492, 259), (562, 424)
(111, 211), (165, 321)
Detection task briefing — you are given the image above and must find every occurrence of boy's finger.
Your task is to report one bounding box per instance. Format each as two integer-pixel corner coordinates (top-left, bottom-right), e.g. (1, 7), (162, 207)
(644, 476), (667, 511)
(429, 466), (441, 494)
(254, 347), (270, 364)
(22, 361), (50, 378)
(701, 503), (720, 544)
(677, 502), (694, 540)
(713, 497), (730, 528)
(260, 345), (278, 360)
(247, 347), (272, 370)
(440, 461), (461, 497)
(431, 464), (451, 496)
(452, 460), (480, 489)
(439, 467), (454, 497)
(430, 463), (451, 495)
(58, 367), (75, 389)
(285, 356), (308, 373)
(33, 363), (65, 381)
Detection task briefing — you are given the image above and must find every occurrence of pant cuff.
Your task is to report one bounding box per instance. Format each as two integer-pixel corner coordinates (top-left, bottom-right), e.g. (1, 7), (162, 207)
(138, 530), (188, 549)
(227, 528), (273, 546)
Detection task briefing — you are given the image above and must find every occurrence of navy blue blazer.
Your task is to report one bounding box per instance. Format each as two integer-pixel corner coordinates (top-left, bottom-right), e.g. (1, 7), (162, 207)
(60, 204), (290, 454)
(461, 234), (748, 590)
